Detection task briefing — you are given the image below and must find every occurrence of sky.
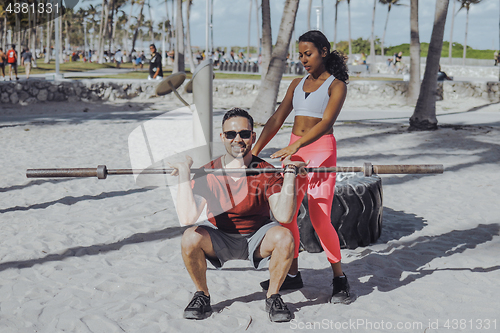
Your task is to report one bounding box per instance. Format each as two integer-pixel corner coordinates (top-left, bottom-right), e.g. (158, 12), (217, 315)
(75, 0), (500, 51)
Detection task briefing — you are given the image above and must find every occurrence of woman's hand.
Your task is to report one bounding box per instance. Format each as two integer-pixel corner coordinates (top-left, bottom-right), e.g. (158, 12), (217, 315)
(270, 142), (301, 161)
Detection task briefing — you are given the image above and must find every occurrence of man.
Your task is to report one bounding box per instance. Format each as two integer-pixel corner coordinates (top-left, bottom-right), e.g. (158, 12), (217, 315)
(0, 48), (6, 81)
(6, 44), (19, 81)
(21, 47), (33, 79)
(169, 108), (306, 322)
(148, 44), (163, 80)
(114, 49), (122, 68)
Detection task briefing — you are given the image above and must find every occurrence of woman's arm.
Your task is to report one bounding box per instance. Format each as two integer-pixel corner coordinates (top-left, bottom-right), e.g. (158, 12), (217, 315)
(251, 78), (302, 156)
(270, 79), (347, 161)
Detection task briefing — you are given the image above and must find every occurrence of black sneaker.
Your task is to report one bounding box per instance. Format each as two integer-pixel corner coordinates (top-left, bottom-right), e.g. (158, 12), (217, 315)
(330, 273), (356, 304)
(265, 294), (292, 322)
(260, 272), (304, 291)
(183, 291), (212, 320)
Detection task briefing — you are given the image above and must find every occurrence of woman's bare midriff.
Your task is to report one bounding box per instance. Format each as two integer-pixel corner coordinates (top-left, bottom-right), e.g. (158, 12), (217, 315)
(292, 116), (333, 137)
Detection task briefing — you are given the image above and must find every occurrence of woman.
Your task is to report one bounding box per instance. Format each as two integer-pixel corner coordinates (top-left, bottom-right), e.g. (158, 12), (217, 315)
(252, 30), (352, 303)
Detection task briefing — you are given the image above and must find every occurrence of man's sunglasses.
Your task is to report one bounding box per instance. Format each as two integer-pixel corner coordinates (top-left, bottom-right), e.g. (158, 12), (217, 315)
(223, 130), (253, 139)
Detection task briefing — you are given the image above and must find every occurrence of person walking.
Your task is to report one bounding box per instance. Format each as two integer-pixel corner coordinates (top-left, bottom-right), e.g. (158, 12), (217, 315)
(148, 44), (163, 80)
(252, 30), (354, 304)
(6, 44), (19, 81)
(21, 47), (34, 79)
(0, 48), (7, 81)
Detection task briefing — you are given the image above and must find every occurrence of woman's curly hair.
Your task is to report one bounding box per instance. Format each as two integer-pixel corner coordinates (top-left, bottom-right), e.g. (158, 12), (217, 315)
(298, 30), (349, 83)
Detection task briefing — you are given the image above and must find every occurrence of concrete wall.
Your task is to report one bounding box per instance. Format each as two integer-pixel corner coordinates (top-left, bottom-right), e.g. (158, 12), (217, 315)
(1, 78), (499, 106)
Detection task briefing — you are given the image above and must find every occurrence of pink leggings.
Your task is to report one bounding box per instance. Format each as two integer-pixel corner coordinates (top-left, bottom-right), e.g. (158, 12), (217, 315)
(282, 133), (342, 263)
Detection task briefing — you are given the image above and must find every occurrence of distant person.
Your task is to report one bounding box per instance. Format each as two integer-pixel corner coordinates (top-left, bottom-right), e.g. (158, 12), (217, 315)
(360, 52), (367, 64)
(148, 44), (163, 80)
(195, 51), (203, 64)
(6, 44), (19, 81)
(21, 47), (33, 79)
(394, 51), (403, 73)
(437, 65), (453, 81)
(115, 49), (123, 68)
(495, 50), (499, 66)
(0, 48), (6, 81)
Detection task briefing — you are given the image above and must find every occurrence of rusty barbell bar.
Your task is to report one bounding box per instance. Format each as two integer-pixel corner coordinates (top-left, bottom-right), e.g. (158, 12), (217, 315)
(26, 163), (444, 180)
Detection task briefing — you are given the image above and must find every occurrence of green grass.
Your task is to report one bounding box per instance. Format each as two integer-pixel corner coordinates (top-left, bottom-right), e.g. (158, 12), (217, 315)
(384, 41), (496, 59)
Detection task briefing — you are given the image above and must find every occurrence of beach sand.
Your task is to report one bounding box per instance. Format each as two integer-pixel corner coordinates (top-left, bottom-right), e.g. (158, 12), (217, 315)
(1, 92), (499, 332)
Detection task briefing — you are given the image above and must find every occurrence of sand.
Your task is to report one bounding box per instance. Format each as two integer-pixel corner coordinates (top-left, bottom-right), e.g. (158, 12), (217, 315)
(0, 92), (499, 333)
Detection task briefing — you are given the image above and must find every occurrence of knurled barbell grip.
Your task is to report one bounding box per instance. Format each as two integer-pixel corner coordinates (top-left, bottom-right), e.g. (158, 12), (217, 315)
(26, 168), (101, 178)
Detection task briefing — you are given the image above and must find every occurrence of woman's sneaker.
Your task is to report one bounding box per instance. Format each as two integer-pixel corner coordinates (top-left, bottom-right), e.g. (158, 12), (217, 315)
(265, 294), (292, 322)
(183, 291), (212, 320)
(260, 271), (304, 291)
(330, 273), (356, 304)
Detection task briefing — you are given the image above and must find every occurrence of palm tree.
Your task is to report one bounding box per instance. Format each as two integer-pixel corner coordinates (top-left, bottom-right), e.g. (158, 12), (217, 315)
(185, 0), (196, 72)
(248, 0), (253, 57)
(98, 0), (109, 63)
(379, 0), (405, 57)
(409, 0), (450, 130)
(260, 0), (272, 79)
(131, 0), (146, 56)
(347, 0), (352, 58)
(407, 0), (420, 105)
(251, 0), (300, 124)
(370, 0), (377, 64)
(448, 0), (457, 64)
(173, 0), (184, 73)
(457, 0), (483, 66)
(333, 0), (340, 50)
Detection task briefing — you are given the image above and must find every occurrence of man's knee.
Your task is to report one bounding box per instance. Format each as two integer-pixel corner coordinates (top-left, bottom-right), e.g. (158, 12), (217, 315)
(270, 227), (294, 253)
(181, 226), (209, 252)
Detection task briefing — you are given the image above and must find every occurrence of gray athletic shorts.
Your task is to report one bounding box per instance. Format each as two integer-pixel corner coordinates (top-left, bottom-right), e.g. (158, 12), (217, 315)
(197, 220), (280, 270)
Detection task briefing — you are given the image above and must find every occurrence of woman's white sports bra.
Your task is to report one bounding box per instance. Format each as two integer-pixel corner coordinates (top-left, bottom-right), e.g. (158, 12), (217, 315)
(292, 74), (335, 119)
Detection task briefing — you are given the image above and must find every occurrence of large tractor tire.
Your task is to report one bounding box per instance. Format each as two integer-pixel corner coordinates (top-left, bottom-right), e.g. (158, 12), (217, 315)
(297, 173), (383, 251)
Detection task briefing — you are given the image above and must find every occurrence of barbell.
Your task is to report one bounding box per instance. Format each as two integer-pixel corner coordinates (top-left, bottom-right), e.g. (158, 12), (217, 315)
(26, 163), (444, 180)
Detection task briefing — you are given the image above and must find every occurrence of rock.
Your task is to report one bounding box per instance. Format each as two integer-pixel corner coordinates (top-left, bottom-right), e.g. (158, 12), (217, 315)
(1, 92), (10, 103)
(37, 89), (48, 101)
(10, 92), (19, 104)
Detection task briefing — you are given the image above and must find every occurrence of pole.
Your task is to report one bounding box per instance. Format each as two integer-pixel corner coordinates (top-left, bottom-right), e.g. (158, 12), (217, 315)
(26, 164), (445, 180)
(55, 0), (60, 77)
(205, 0), (209, 56)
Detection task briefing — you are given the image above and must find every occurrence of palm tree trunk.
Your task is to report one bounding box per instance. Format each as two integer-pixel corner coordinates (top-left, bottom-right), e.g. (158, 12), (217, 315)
(131, 0), (145, 56)
(45, 10), (52, 63)
(98, 0), (107, 63)
(370, 0), (377, 65)
(347, 0), (352, 58)
(410, 0), (450, 131)
(462, 6), (469, 66)
(251, 0), (299, 124)
(448, 0), (455, 64)
(407, 0), (420, 105)
(248, 0), (252, 57)
(185, 0), (196, 72)
(333, 0), (339, 50)
(381, 5), (392, 57)
(173, 0), (184, 73)
(260, 0), (272, 79)
(255, 0), (260, 55)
